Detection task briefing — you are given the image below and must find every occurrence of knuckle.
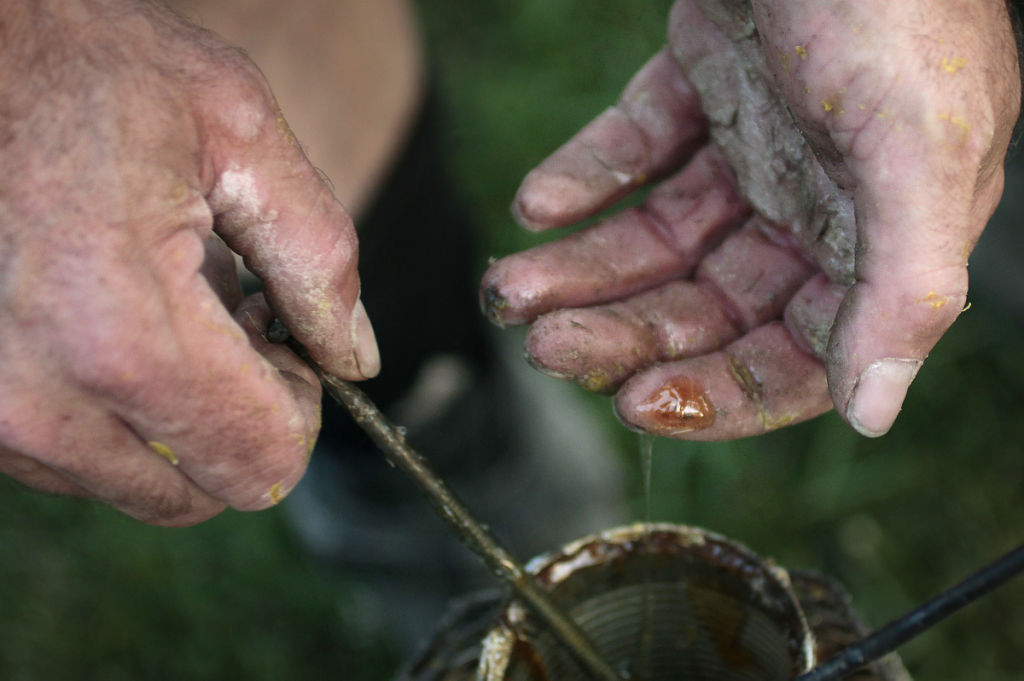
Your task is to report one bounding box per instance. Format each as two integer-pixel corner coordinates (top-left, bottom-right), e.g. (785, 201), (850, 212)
(201, 396), (314, 511)
(65, 330), (176, 405)
(229, 430), (311, 511)
(200, 48), (280, 145)
(309, 213), (358, 279)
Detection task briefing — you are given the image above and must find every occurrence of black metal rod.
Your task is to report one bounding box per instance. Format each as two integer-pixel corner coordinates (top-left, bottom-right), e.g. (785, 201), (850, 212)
(308, 364), (625, 681)
(795, 542), (1024, 681)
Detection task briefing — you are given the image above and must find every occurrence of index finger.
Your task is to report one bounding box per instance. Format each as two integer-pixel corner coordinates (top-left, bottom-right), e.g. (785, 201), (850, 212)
(198, 56), (379, 380)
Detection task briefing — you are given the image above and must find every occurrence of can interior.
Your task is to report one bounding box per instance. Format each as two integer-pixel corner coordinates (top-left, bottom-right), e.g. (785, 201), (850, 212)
(489, 530), (811, 681)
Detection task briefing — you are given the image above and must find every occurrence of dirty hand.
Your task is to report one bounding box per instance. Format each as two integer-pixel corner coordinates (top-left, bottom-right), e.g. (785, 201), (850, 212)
(481, 0), (1020, 440)
(0, 0), (379, 525)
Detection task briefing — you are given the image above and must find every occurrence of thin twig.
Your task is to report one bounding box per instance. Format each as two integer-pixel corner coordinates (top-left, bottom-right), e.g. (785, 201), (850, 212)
(307, 360), (624, 681)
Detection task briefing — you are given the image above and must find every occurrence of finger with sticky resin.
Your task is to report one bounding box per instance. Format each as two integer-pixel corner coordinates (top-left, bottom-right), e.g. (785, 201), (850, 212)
(514, 48), (708, 231)
(525, 281), (740, 394)
(199, 61), (379, 381)
(482, 146), (749, 326)
(615, 322), (831, 440)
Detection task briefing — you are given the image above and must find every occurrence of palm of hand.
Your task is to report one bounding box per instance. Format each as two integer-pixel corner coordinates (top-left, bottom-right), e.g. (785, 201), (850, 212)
(481, 0), (1019, 440)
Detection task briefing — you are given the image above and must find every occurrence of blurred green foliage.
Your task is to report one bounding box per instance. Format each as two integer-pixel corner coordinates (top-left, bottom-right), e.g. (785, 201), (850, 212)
(2, 1), (1023, 679)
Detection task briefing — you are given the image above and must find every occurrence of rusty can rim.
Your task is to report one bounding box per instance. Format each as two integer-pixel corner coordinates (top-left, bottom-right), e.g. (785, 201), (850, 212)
(480, 522), (816, 680)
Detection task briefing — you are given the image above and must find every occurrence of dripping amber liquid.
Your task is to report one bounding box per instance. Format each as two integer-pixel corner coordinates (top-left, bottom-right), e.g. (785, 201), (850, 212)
(635, 377), (715, 432)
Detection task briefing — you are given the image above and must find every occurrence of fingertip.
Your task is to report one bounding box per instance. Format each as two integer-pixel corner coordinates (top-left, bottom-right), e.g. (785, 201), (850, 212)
(616, 323), (831, 440)
(525, 309), (642, 394)
(843, 358), (922, 437)
(509, 194), (533, 231)
(513, 170), (594, 232)
(349, 299), (380, 379)
(825, 269), (965, 437)
(290, 293), (379, 382)
(511, 48), (707, 233)
(615, 362), (720, 438)
(479, 269), (519, 328)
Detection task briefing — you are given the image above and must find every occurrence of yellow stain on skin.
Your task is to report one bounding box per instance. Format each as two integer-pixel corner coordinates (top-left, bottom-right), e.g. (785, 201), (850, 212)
(780, 51), (793, 74)
(795, 45), (808, 60)
(919, 292), (949, 310)
(822, 98), (844, 116)
(580, 370), (613, 394)
(294, 431), (317, 462)
(937, 112), (971, 147)
(940, 57), (967, 74)
(276, 114), (296, 147)
(268, 482), (286, 505)
(763, 412), (797, 431)
(148, 441), (179, 466)
(169, 181), (190, 205)
(821, 90), (846, 117)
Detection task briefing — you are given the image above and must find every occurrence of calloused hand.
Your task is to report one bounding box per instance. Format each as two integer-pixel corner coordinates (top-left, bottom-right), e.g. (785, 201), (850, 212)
(481, 0), (1020, 440)
(0, 0), (379, 525)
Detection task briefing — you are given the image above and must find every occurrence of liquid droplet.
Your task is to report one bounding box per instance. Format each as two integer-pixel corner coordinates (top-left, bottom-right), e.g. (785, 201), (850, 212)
(635, 377), (715, 432)
(635, 434), (655, 681)
(638, 434), (654, 528)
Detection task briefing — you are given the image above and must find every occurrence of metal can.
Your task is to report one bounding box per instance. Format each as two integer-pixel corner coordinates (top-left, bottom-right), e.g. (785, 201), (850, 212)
(398, 524), (910, 681)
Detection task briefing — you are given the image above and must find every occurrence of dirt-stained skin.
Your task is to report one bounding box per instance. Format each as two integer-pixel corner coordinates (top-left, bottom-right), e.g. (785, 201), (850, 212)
(482, 0), (1020, 440)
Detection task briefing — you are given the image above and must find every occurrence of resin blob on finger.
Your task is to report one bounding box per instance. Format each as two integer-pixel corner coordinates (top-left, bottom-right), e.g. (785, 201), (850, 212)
(615, 322), (831, 440)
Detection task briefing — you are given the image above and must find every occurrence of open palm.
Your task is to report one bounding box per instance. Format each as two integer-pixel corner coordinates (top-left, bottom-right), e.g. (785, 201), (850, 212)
(481, 0), (1020, 440)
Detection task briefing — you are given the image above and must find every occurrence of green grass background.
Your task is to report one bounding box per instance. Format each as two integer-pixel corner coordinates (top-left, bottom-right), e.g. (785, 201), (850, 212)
(3, 1), (1024, 679)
